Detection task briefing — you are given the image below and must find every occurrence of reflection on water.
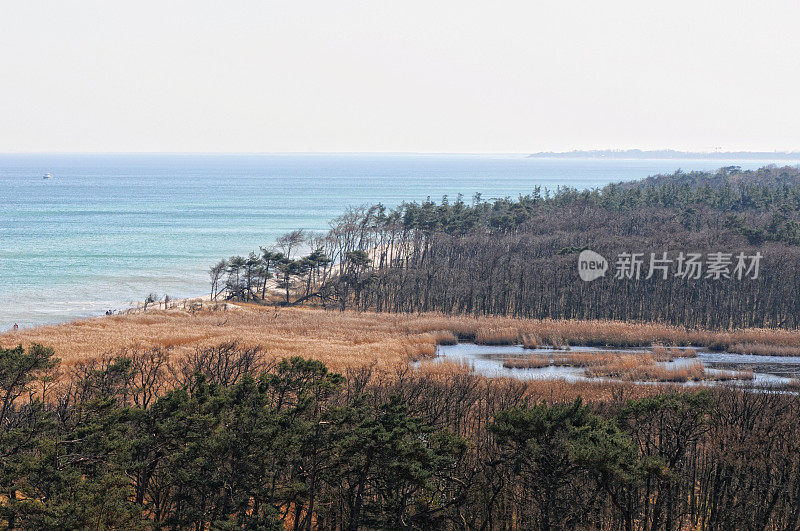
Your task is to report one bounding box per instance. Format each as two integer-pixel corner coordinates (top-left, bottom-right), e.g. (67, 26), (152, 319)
(419, 343), (798, 388)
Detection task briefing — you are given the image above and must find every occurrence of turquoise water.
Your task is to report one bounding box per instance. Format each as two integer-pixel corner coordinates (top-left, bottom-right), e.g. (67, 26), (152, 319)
(0, 153), (793, 327)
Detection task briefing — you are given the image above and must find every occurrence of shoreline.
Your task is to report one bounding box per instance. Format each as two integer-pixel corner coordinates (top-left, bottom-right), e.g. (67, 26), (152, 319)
(4, 292), (241, 334)
(4, 156), (792, 332)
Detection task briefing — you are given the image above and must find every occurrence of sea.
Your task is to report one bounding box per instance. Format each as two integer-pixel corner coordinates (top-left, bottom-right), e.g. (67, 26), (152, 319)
(1, 153), (796, 328)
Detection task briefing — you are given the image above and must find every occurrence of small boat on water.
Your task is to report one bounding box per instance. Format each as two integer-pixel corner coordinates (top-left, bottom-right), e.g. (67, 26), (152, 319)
(43, 172), (53, 180)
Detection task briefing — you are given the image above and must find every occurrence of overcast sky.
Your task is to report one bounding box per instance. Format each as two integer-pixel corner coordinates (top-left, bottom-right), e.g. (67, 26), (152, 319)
(2, 1), (799, 153)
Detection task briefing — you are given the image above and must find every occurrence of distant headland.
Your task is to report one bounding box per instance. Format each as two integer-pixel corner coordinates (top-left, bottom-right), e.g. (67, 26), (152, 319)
(527, 149), (800, 160)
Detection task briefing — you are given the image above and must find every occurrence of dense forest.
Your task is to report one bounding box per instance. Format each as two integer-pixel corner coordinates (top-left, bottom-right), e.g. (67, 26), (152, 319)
(213, 165), (800, 329)
(4, 343), (800, 529)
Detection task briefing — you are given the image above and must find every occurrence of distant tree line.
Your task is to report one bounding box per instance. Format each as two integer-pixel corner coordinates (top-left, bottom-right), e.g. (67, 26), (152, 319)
(4, 343), (800, 529)
(214, 165), (800, 329)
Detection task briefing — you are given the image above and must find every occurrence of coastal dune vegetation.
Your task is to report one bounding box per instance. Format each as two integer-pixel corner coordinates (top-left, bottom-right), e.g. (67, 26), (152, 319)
(6, 306), (800, 373)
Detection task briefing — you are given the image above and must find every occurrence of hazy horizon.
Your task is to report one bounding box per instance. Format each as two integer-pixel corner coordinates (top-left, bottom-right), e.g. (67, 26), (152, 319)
(3, 1), (799, 153)
(2, 149), (800, 156)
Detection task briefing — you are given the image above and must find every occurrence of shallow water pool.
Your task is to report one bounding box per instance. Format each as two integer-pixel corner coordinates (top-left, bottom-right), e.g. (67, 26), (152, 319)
(419, 343), (798, 388)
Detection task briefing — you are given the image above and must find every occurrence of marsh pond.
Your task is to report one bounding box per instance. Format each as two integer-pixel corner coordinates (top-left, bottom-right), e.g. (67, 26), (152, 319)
(417, 343), (800, 389)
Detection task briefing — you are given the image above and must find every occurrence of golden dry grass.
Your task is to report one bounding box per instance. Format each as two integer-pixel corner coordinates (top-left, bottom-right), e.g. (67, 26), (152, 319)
(396, 316), (800, 352)
(413, 358), (475, 376)
(5, 307), (800, 375)
(727, 343), (800, 357)
(431, 330), (459, 346)
(586, 357), (707, 382)
(652, 346), (698, 361)
(502, 351), (626, 370)
(393, 315), (800, 354)
(581, 354), (754, 383)
(551, 351), (617, 367)
(500, 349), (753, 383)
(521, 333), (541, 349)
(712, 368), (755, 381)
(475, 326), (519, 345)
(502, 356), (552, 369)
(1, 306), (445, 372)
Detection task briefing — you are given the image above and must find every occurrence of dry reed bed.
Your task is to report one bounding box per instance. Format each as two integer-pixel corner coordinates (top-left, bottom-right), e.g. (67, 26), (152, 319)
(504, 348), (697, 370)
(426, 319), (800, 356)
(502, 349), (753, 383)
(727, 343), (800, 357)
(377, 361), (690, 406)
(521, 333), (542, 349)
(651, 346), (698, 361)
(0, 307), (442, 372)
(712, 368), (756, 381)
(585, 358), (707, 382)
(474, 326), (521, 346)
(502, 356), (553, 369)
(4, 308), (800, 373)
